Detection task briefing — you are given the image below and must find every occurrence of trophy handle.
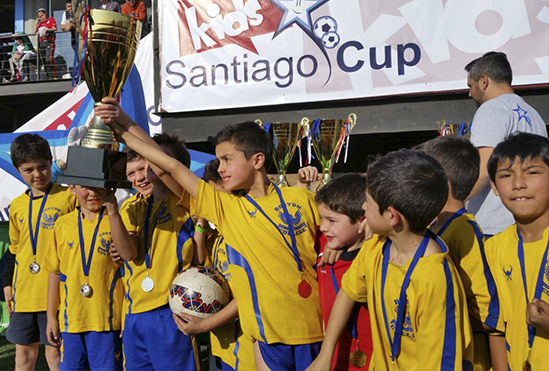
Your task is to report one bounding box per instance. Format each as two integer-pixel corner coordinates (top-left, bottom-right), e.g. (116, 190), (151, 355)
(300, 117), (309, 137)
(347, 113), (357, 131)
(255, 119), (263, 128)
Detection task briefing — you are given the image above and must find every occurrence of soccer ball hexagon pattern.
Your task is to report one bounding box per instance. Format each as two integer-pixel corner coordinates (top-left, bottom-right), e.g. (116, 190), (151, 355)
(322, 31), (340, 49)
(313, 16), (338, 40)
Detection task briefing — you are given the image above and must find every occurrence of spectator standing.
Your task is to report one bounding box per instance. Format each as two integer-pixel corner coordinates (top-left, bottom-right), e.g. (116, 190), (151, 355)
(34, 8), (58, 80)
(60, 1), (77, 52)
(121, 0), (150, 38)
(98, 0), (121, 12)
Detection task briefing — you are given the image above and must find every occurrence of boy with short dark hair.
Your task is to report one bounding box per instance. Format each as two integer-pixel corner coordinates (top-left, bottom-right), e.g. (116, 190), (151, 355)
(95, 99), (324, 370)
(5, 133), (77, 371)
(483, 132), (549, 370)
(43, 185), (133, 371)
(415, 135), (502, 370)
(314, 173), (373, 371)
(309, 149), (473, 370)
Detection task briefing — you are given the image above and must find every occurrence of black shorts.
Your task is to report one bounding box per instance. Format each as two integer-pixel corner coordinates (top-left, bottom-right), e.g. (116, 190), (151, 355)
(6, 311), (53, 346)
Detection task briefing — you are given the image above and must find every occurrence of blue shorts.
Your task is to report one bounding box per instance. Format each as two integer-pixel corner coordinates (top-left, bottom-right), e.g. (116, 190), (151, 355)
(60, 331), (122, 371)
(123, 305), (197, 371)
(258, 341), (322, 371)
(6, 311), (52, 346)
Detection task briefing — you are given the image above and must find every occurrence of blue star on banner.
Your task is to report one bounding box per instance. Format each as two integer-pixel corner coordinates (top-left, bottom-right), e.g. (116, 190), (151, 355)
(271, 0), (330, 36)
(513, 104), (532, 128)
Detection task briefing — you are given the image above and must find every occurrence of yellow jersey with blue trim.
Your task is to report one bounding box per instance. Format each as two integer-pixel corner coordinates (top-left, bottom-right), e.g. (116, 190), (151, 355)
(341, 234), (474, 370)
(209, 235), (256, 370)
(42, 208), (123, 333)
(120, 193), (195, 314)
(9, 183), (76, 312)
(484, 225), (549, 370)
(191, 180), (323, 345)
(119, 192), (144, 214)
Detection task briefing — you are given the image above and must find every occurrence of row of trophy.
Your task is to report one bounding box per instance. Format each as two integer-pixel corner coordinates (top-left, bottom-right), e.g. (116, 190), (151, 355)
(437, 120), (471, 138)
(258, 114), (357, 191)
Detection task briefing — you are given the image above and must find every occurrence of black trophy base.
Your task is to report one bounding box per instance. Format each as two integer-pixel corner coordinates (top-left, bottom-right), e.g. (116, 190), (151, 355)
(57, 146), (132, 189)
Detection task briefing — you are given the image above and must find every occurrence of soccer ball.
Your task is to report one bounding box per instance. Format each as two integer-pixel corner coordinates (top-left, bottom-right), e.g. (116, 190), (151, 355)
(169, 266), (231, 319)
(322, 32), (340, 49)
(313, 16), (338, 39)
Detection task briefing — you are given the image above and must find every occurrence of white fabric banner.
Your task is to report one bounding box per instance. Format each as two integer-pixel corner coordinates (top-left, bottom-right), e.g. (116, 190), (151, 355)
(159, 0), (549, 113)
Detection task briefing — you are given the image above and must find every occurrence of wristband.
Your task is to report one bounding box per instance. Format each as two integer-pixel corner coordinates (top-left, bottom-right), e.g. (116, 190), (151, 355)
(195, 224), (209, 234)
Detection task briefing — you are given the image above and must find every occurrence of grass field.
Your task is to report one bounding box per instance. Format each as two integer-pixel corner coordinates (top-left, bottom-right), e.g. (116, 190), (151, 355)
(0, 336), (49, 370)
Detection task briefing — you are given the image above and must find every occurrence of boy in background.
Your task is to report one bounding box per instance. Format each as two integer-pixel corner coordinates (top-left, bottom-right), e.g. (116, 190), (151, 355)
(43, 185), (134, 371)
(5, 133), (77, 370)
(415, 135), (503, 370)
(95, 99), (324, 371)
(484, 133), (549, 369)
(314, 173), (373, 371)
(308, 149), (473, 370)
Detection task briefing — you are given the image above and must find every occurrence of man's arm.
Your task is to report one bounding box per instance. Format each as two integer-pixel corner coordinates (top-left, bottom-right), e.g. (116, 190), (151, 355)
(467, 147), (493, 200)
(95, 98), (200, 198)
(137, 2), (147, 21)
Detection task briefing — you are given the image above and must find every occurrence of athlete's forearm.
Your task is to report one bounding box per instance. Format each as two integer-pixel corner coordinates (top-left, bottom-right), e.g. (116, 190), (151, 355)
(489, 334), (507, 371)
(202, 298), (239, 332)
(319, 290), (356, 358)
(107, 208), (138, 261)
(47, 273), (61, 320)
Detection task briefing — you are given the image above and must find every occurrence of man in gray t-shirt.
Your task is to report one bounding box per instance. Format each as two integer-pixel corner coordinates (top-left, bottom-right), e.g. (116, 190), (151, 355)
(465, 52), (547, 235)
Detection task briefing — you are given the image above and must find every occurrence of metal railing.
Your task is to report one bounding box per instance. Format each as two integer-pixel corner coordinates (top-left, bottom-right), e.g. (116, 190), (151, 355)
(0, 31), (76, 84)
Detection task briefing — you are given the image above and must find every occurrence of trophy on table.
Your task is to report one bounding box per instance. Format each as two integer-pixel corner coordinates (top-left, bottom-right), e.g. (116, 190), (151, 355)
(256, 119), (307, 187)
(303, 114), (357, 191)
(57, 2), (141, 188)
(437, 120), (471, 138)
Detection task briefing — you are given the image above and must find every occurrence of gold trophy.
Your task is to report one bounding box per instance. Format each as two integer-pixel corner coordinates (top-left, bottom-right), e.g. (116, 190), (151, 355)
(303, 114), (357, 191)
(437, 120), (471, 138)
(256, 119), (306, 187)
(58, 3), (141, 188)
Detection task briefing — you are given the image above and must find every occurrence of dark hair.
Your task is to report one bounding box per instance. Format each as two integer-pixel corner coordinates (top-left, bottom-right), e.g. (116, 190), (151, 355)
(414, 135), (479, 201)
(152, 132), (191, 168)
(11, 133), (53, 169)
(465, 51), (512, 85)
(202, 159), (222, 184)
(367, 149), (448, 234)
(213, 122), (273, 172)
(315, 173), (367, 223)
(123, 146), (143, 162)
(488, 132), (549, 183)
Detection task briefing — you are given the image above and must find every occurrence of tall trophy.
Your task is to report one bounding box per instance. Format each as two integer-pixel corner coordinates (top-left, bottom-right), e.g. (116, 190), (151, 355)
(304, 114), (357, 191)
(437, 120), (471, 138)
(57, 3), (141, 188)
(257, 119), (307, 187)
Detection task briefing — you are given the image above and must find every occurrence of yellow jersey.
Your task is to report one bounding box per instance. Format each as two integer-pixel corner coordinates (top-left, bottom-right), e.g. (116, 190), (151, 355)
(191, 180), (323, 345)
(9, 183), (76, 312)
(120, 193), (195, 314)
(42, 207), (124, 333)
(484, 225), (549, 370)
(342, 234), (474, 370)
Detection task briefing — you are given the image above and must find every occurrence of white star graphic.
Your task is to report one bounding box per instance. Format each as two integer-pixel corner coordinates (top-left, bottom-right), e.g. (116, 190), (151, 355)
(272, 0), (329, 34)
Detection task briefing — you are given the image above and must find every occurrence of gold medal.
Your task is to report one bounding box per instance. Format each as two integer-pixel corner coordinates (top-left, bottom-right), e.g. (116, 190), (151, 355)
(349, 348), (367, 368)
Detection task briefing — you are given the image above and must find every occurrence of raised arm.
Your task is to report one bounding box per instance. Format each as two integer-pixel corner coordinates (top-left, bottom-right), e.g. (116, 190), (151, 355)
(95, 98), (199, 198)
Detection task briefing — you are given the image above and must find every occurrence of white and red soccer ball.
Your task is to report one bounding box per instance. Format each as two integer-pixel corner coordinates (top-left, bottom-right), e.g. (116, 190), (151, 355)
(169, 266), (231, 319)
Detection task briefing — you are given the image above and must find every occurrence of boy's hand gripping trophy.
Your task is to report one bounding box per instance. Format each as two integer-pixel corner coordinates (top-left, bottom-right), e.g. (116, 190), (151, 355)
(58, 1), (141, 188)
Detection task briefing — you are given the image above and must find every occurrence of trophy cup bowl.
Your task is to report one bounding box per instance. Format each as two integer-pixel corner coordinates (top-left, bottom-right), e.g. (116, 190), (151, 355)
(305, 113), (357, 191)
(257, 119), (305, 187)
(58, 7), (141, 189)
(437, 120), (471, 139)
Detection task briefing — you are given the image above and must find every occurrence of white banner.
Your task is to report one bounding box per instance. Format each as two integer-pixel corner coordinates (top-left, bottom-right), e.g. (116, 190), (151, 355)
(160, 0), (549, 113)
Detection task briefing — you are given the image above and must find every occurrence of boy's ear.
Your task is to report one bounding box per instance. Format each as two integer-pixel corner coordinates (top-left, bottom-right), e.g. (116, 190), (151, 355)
(252, 152), (265, 170)
(68, 184), (77, 196)
(385, 206), (402, 229)
(490, 180), (500, 197)
(357, 215), (367, 233)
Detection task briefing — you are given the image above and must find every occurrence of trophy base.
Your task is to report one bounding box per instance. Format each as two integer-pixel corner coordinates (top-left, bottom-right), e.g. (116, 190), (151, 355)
(274, 173), (290, 187)
(316, 170), (332, 192)
(57, 146), (132, 189)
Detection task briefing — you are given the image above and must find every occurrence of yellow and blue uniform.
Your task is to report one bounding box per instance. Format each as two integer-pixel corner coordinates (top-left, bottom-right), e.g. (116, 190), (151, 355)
(210, 235), (256, 371)
(8, 183), (76, 312)
(120, 193), (198, 371)
(342, 233), (474, 370)
(433, 211), (499, 370)
(192, 180), (323, 368)
(484, 225), (549, 370)
(42, 207), (123, 371)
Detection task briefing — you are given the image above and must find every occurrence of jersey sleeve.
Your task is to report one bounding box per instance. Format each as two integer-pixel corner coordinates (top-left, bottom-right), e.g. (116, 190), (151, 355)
(8, 204), (21, 255)
(190, 179), (230, 232)
(42, 224), (61, 274)
(482, 238), (505, 332)
(341, 240), (372, 303)
(120, 200), (141, 234)
(470, 103), (512, 148)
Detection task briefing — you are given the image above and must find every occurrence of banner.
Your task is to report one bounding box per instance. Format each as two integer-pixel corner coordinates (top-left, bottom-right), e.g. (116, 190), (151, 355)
(160, 0), (549, 113)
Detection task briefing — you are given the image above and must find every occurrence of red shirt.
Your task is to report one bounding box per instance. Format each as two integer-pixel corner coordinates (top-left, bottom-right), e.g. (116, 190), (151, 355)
(121, 1), (147, 21)
(317, 235), (373, 371)
(38, 17), (57, 43)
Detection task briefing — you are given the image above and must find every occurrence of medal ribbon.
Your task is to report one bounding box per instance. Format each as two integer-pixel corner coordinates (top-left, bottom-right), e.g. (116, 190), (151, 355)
(143, 195), (160, 270)
(517, 228), (549, 349)
(28, 183), (53, 257)
(244, 183), (303, 272)
(381, 232), (430, 362)
(78, 206), (105, 278)
(435, 208), (466, 236)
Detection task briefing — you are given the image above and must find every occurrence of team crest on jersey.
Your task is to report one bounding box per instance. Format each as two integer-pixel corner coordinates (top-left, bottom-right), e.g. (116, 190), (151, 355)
(503, 265), (513, 281)
(391, 299), (415, 339)
(97, 232), (112, 256)
(67, 240), (74, 249)
(19, 217), (24, 223)
(275, 202), (307, 236)
(156, 202), (172, 225)
(41, 207), (61, 229)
